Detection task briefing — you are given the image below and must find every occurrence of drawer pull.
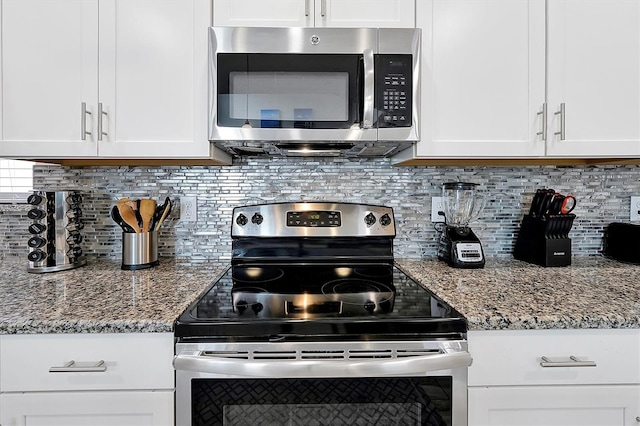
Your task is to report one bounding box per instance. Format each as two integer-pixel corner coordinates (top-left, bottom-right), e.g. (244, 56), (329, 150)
(49, 360), (107, 373)
(540, 355), (596, 368)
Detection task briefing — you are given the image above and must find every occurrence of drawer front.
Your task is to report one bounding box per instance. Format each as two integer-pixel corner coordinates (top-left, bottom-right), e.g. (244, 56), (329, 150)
(468, 329), (640, 386)
(1, 333), (174, 392)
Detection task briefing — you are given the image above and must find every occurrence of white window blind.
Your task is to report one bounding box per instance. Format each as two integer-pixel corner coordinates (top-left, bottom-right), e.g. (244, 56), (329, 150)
(0, 159), (34, 202)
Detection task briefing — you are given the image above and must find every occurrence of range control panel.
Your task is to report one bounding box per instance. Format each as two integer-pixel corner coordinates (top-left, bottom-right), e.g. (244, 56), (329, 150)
(232, 202), (396, 238)
(287, 210), (341, 227)
(375, 54), (412, 128)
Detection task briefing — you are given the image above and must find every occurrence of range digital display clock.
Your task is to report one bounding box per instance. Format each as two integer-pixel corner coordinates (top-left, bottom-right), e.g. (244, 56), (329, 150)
(287, 211), (341, 227)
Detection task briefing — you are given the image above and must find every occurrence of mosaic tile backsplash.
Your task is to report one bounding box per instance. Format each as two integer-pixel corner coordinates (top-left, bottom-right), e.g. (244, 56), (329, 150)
(2, 158), (639, 263)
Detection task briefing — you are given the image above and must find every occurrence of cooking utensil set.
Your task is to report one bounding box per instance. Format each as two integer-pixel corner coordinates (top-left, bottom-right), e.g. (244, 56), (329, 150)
(111, 197), (172, 233)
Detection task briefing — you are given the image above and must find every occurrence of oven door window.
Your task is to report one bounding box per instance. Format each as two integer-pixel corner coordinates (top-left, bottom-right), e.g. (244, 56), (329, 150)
(192, 377), (452, 426)
(216, 54), (362, 129)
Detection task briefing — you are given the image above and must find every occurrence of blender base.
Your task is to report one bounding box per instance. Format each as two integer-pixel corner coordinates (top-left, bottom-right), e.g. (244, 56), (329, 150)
(438, 226), (485, 268)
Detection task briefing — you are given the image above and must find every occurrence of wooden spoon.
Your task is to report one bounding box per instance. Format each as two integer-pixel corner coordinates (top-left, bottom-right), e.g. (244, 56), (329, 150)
(117, 203), (142, 233)
(139, 199), (156, 233)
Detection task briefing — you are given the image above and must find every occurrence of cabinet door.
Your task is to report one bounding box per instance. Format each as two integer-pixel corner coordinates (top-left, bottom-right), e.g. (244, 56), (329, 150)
(0, 0), (99, 158)
(0, 391), (174, 426)
(97, 0), (213, 158)
(413, 0), (546, 158)
(546, 0), (640, 157)
(213, 0), (311, 27)
(468, 385), (640, 426)
(316, 0), (415, 28)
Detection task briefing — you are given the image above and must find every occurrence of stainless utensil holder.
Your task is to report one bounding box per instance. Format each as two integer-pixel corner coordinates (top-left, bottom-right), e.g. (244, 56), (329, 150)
(121, 232), (159, 270)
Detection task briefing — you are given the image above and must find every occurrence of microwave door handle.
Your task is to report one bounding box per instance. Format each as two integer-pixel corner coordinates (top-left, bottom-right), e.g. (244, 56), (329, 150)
(173, 350), (472, 378)
(362, 48), (374, 129)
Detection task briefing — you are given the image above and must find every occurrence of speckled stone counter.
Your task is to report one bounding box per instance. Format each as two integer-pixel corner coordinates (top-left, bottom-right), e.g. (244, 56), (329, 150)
(2, 255), (639, 334)
(0, 256), (225, 334)
(396, 257), (640, 331)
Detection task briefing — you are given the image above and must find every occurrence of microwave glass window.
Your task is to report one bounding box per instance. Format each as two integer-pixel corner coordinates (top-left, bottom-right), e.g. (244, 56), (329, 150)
(216, 54), (362, 129)
(228, 72), (349, 123)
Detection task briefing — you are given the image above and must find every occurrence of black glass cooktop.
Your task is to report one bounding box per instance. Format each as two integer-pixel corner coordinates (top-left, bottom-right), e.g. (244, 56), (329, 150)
(175, 263), (467, 341)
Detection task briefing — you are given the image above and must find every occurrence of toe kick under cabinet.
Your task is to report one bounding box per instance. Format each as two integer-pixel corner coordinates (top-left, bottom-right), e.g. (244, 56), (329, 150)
(0, 333), (175, 426)
(467, 329), (640, 426)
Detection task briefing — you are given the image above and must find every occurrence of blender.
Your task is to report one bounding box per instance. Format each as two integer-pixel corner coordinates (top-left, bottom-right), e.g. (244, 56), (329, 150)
(437, 182), (486, 268)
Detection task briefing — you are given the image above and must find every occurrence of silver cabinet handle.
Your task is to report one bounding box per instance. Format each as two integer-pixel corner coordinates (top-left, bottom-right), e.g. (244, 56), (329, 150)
(49, 360), (107, 373)
(540, 355), (596, 368)
(304, 0), (309, 16)
(362, 48), (374, 129)
(81, 102), (92, 140)
(554, 102), (566, 140)
(536, 103), (547, 141)
(174, 350), (472, 378)
(321, 0), (326, 17)
(98, 103), (108, 141)
(636, 416), (640, 423)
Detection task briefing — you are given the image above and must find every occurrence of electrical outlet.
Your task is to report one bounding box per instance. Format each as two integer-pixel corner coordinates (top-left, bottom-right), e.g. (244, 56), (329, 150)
(180, 196), (197, 222)
(431, 196), (445, 222)
(631, 196), (640, 221)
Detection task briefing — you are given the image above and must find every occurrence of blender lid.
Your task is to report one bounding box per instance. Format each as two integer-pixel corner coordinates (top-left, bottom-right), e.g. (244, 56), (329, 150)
(443, 182), (479, 190)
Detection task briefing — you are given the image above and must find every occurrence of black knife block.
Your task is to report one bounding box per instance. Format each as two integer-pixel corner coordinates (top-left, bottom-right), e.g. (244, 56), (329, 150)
(513, 214), (576, 267)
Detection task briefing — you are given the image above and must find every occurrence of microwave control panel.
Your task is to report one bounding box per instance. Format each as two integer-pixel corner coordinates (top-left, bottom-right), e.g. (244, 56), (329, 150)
(375, 54), (412, 128)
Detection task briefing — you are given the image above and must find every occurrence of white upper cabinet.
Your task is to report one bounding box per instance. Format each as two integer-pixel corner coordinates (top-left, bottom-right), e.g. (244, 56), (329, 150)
(97, 0), (212, 158)
(0, 0), (99, 158)
(396, 0), (640, 162)
(213, 0), (415, 28)
(545, 0), (640, 157)
(399, 0), (546, 160)
(0, 0), (228, 161)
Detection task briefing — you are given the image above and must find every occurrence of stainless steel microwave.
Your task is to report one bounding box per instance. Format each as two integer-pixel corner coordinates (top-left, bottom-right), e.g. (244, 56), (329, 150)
(208, 27), (420, 157)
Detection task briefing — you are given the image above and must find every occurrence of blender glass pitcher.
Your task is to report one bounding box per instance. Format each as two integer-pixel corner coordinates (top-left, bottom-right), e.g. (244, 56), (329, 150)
(442, 182), (485, 227)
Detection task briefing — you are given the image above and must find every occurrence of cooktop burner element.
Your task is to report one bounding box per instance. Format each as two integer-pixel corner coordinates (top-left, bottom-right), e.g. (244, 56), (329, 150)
(175, 202), (467, 341)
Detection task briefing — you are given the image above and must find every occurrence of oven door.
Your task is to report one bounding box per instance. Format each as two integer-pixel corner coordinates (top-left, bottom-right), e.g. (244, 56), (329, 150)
(209, 27), (378, 143)
(175, 340), (471, 426)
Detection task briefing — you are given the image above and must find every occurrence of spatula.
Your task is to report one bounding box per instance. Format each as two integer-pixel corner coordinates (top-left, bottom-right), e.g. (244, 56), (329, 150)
(154, 197), (172, 231)
(139, 198), (157, 233)
(117, 202), (142, 233)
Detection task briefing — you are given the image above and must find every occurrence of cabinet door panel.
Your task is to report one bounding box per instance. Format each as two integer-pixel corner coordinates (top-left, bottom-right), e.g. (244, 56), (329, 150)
(213, 0), (310, 27)
(0, 0), (99, 157)
(416, 0), (546, 158)
(0, 391), (174, 426)
(469, 385), (640, 426)
(546, 0), (640, 156)
(318, 0), (415, 28)
(98, 0), (211, 158)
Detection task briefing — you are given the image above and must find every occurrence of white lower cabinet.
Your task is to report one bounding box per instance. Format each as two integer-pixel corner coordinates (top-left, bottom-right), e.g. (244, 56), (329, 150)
(0, 391), (173, 426)
(469, 385), (640, 426)
(467, 329), (640, 426)
(0, 333), (175, 426)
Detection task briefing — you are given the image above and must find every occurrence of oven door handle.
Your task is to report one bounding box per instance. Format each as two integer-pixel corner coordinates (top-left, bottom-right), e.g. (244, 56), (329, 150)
(173, 350), (472, 378)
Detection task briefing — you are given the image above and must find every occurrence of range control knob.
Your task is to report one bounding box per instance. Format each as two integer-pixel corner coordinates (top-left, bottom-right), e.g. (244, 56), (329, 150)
(235, 300), (248, 314)
(364, 300), (376, 313)
(379, 214), (392, 227)
(252, 302), (264, 314)
(251, 213), (264, 225)
(364, 213), (377, 227)
(236, 214), (248, 226)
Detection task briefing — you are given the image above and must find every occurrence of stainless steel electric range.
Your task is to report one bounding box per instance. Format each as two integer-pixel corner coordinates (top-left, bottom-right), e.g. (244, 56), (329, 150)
(174, 202), (471, 426)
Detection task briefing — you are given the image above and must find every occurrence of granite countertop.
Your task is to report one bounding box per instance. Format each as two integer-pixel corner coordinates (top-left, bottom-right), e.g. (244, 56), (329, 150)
(0, 256), (224, 334)
(1, 255), (639, 334)
(396, 257), (640, 331)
